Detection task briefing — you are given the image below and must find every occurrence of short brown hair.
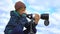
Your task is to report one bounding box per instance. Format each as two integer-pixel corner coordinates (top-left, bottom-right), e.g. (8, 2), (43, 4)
(15, 1), (26, 10)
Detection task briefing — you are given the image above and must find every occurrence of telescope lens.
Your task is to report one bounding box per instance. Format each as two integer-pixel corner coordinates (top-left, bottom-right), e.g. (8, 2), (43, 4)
(44, 20), (49, 26)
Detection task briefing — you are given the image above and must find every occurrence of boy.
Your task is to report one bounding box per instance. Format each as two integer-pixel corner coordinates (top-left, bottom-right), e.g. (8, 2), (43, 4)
(4, 1), (40, 34)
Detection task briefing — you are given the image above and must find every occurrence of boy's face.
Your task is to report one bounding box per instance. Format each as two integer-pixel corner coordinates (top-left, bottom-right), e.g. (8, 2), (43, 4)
(17, 7), (26, 15)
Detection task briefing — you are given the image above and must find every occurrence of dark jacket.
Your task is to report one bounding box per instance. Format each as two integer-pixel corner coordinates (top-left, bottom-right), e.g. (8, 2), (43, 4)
(4, 11), (37, 34)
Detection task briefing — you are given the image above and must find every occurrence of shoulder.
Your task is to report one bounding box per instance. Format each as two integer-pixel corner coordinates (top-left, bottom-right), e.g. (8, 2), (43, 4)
(10, 10), (15, 16)
(10, 10), (18, 17)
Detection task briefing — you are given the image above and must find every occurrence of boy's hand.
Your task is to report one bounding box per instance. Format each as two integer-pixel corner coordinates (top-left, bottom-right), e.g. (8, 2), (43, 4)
(34, 14), (40, 24)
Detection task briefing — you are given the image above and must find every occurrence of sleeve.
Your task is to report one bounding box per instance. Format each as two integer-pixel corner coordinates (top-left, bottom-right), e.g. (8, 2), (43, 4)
(24, 22), (37, 34)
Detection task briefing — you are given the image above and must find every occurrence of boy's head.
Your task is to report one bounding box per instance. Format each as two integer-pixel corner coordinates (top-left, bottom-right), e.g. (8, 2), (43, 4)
(14, 1), (26, 15)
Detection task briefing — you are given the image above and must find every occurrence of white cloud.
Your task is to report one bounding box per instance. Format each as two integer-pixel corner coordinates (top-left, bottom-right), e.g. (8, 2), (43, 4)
(0, 0), (14, 11)
(52, 13), (60, 21)
(25, 0), (60, 13)
(29, 5), (46, 11)
(49, 28), (60, 34)
(0, 26), (5, 31)
(50, 13), (60, 26)
(14, 0), (24, 2)
(0, 1), (4, 5)
(0, 32), (4, 34)
(36, 26), (60, 34)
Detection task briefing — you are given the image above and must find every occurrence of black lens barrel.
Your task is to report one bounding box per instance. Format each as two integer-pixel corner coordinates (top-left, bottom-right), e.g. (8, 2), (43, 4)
(41, 14), (49, 26)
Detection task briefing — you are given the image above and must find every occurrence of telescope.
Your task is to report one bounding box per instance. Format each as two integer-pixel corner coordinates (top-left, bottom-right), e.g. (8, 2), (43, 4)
(22, 13), (49, 34)
(41, 14), (49, 26)
(23, 13), (49, 26)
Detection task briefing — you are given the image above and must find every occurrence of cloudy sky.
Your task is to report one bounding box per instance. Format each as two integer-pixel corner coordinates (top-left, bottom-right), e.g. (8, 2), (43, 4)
(0, 0), (60, 34)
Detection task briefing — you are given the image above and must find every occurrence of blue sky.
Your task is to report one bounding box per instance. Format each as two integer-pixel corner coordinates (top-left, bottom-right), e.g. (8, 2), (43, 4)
(0, 0), (60, 34)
